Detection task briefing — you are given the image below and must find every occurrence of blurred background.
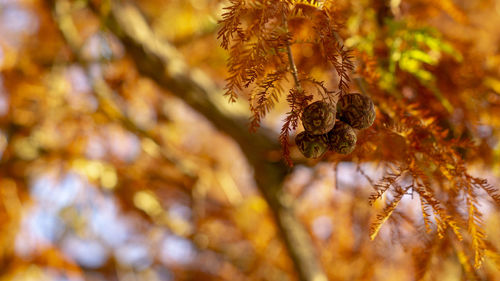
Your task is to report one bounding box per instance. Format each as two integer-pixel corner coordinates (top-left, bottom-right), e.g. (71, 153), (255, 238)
(0, 0), (500, 280)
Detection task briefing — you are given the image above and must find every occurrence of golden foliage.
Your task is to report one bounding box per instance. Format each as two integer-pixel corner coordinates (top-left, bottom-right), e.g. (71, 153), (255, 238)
(1, 0), (500, 280)
(219, 0), (355, 164)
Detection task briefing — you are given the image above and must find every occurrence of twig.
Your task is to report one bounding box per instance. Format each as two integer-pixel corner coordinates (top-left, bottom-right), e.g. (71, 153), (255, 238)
(283, 12), (302, 92)
(354, 77), (370, 96)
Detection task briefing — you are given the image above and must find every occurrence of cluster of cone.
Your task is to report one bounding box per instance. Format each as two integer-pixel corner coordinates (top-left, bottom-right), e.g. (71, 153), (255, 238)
(295, 93), (376, 158)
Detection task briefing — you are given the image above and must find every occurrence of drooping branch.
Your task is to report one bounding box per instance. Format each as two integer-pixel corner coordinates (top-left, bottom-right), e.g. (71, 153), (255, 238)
(83, 1), (328, 281)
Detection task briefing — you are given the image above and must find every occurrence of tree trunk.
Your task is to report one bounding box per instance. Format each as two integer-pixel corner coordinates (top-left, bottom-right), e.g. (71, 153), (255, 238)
(97, 2), (328, 281)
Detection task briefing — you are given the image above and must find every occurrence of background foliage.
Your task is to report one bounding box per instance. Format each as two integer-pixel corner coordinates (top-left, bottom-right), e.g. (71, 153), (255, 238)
(0, 0), (500, 280)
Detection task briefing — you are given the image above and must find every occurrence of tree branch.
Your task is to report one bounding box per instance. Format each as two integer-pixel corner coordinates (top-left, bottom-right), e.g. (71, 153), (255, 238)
(49, 0), (191, 171)
(91, 1), (328, 280)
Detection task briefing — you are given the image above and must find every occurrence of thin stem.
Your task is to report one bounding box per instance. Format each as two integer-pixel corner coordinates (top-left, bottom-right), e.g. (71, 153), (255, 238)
(283, 13), (302, 92)
(354, 77), (369, 96)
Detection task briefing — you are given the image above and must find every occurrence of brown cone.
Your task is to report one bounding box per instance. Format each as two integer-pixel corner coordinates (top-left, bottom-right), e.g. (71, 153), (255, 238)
(336, 93), (375, 129)
(295, 131), (329, 158)
(328, 121), (357, 154)
(301, 101), (336, 135)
